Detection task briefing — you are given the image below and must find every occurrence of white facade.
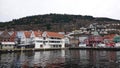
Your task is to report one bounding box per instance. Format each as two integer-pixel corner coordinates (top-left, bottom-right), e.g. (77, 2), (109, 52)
(1, 42), (15, 49)
(115, 43), (120, 47)
(79, 44), (86, 47)
(32, 37), (65, 49)
(97, 43), (106, 47)
(17, 31), (31, 46)
(64, 37), (70, 44)
(31, 31), (65, 49)
(79, 36), (88, 43)
(1, 42), (15, 45)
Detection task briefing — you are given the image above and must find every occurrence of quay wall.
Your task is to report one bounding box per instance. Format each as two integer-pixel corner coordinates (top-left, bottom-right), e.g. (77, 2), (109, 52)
(69, 47), (120, 51)
(0, 47), (120, 53)
(0, 48), (65, 53)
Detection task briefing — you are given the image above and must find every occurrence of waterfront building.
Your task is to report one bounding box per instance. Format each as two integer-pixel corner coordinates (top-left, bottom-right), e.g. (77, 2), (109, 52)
(103, 34), (116, 43)
(16, 31), (33, 48)
(115, 42), (120, 47)
(78, 34), (90, 47)
(0, 30), (16, 49)
(31, 31), (65, 49)
(86, 31), (103, 47)
(69, 38), (79, 47)
(64, 37), (70, 45)
(79, 34), (89, 43)
(113, 35), (120, 43)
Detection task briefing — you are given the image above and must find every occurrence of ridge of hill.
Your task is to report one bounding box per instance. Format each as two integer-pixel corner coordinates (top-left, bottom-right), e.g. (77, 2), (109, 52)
(0, 14), (120, 31)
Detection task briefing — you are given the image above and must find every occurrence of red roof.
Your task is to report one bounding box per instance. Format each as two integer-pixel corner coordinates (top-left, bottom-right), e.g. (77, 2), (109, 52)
(32, 31), (64, 38)
(103, 34), (116, 41)
(46, 32), (64, 38)
(10, 32), (16, 38)
(10, 31), (17, 42)
(34, 31), (42, 37)
(24, 31), (31, 38)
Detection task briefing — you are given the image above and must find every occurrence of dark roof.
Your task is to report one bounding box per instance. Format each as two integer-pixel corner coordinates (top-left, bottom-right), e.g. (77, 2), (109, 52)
(0, 30), (10, 39)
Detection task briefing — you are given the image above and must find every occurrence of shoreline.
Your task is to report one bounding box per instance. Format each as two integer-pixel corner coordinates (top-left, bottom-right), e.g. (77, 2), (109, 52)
(0, 48), (65, 53)
(69, 47), (120, 51)
(0, 47), (120, 53)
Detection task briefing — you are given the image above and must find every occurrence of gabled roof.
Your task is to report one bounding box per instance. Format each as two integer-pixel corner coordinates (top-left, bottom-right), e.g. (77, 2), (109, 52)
(103, 34), (116, 40)
(46, 32), (64, 38)
(0, 30), (10, 39)
(0, 30), (17, 42)
(34, 31), (42, 37)
(10, 31), (17, 38)
(9, 31), (17, 42)
(24, 31), (32, 38)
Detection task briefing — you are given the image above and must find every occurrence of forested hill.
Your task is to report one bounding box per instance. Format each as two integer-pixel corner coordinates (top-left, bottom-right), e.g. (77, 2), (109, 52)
(0, 14), (120, 31)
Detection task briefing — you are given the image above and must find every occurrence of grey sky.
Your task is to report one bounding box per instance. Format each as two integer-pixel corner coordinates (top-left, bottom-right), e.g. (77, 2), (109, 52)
(0, 0), (120, 22)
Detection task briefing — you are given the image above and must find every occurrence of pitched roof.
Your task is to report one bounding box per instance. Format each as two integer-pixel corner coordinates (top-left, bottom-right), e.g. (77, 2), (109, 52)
(10, 31), (17, 38)
(24, 31), (32, 38)
(103, 34), (116, 40)
(32, 31), (64, 38)
(0, 30), (10, 39)
(10, 31), (17, 42)
(0, 30), (17, 42)
(34, 31), (42, 37)
(46, 32), (64, 38)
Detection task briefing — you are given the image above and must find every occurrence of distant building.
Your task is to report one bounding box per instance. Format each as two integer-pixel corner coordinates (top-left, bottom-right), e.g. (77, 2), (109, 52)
(87, 23), (107, 35)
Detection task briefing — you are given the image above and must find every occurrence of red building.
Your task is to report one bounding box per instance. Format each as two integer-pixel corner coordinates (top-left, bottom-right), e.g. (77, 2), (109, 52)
(103, 34), (116, 47)
(85, 31), (103, 47)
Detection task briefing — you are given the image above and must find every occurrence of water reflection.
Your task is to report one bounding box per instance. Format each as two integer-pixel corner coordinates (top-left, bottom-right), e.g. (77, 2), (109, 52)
(0, 50), (120, 68)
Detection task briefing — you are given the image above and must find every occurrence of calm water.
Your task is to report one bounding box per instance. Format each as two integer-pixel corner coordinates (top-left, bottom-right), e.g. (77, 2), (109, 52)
(0, 50), (120, 68)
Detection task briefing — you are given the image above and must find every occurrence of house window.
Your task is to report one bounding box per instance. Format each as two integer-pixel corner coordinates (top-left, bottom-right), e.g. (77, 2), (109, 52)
(0, 39), (1, 41)
(56, 45), (58, 48)
(59, 45), (61, 47)
(53, 45), (55, 47)
(4, 39), (6, 41)
(43, 37), (46, 40)
(8, 39), (10, 41)
(36, 41), (42, 43)
(40, 45), (43, 47)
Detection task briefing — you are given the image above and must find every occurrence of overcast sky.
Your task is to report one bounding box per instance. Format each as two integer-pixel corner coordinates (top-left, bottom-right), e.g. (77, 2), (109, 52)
(0, 0), (120, 22)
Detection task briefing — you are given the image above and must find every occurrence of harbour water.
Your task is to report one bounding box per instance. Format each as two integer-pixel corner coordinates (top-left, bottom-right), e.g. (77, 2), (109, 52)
(0, 50), (120, 68)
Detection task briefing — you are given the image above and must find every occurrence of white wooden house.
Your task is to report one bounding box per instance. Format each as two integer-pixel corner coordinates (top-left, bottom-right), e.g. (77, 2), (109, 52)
(31, 31), (65, 49)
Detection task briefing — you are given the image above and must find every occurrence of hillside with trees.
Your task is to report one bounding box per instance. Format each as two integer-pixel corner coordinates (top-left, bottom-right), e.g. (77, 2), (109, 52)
(0, 14), (120, 31)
